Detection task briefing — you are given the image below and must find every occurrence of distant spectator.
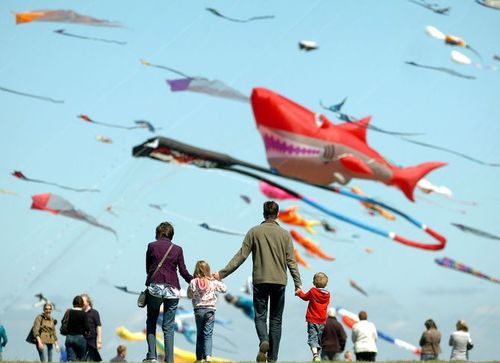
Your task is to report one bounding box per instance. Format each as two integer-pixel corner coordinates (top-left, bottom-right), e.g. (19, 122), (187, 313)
(321, 308), (347, 361)
(351, 311), (377, 361)
(110, 345), (127, 362)
(419, 319), (441, 360)
(0, 322), (7, 361)
(344, 351), (353, 361)
(81, 294), (102, 362)
(449, 320), (473, 361)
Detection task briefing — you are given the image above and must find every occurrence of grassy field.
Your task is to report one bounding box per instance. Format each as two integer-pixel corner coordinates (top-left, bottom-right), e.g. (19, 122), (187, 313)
(2, 361), (500, 363)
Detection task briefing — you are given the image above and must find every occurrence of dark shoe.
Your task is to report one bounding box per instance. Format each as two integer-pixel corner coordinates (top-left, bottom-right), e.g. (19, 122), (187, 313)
(256, 341), (269, 362)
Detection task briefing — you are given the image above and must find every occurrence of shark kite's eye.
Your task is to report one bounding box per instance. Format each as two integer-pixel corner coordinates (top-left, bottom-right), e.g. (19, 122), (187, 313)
(314, 113), (324, 128)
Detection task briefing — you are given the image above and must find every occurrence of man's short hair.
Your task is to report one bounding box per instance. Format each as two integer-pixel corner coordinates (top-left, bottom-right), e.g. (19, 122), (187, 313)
(156, 222), (174, 240)
(117, 345), (127, 354)
(358, 310), (368, 320)
(263, 201), (279, 219)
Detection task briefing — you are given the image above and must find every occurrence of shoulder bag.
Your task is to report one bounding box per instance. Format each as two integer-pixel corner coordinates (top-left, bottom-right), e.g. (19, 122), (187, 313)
(137, 244), (174, 308)
(59, 310), (70, 336)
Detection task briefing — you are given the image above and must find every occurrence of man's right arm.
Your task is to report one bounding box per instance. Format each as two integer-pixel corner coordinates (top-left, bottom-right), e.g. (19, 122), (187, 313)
(219, 233), (252, 279)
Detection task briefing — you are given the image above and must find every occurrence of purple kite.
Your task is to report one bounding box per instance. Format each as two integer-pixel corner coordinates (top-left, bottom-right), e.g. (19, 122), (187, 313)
(435, 257), (500, 284)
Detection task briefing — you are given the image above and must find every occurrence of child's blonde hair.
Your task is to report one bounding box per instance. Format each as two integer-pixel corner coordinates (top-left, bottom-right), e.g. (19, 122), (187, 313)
(194, 260), (211, 278)
(313, 272), (328, 288)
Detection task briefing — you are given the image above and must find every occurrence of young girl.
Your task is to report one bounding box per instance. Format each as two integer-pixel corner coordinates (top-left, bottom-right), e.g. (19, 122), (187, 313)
(187, 260), (227, 362)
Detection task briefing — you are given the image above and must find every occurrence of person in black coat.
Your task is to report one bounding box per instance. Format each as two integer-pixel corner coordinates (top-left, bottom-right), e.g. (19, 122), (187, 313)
(321, 308), (347, 361)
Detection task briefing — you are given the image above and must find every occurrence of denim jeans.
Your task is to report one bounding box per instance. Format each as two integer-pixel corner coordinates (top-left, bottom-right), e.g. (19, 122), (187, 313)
(37, 343), (54, 362)
(253, 283), (286, 362)
(146, 295), (178, 363)
(65, 335), (87, 361)
(194, 308), (215, 360)
(307, 322), (325, 349)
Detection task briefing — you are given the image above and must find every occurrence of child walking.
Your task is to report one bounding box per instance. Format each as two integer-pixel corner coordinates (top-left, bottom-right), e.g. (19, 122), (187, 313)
(296, 272), (331, 361)
(187, 260), (227, 362)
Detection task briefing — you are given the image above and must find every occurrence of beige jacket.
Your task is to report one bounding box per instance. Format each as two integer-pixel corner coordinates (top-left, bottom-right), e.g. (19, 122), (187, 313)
(32, 314), (58, 344)
(420, 328), (442, 355)
(220, 220), (301, 288)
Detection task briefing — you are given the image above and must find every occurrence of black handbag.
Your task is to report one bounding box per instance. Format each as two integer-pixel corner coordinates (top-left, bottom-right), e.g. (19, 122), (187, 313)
(26, 328), (37, 344)
(137, 244), (174, 308)
(60, 310), (69, 336)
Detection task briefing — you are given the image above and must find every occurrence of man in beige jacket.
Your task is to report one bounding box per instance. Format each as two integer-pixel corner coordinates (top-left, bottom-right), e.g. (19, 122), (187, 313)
(215, 201), (302, 362)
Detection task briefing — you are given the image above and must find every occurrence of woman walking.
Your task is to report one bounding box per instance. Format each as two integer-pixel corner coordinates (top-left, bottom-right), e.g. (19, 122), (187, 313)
(32, 303), (60, 362)
(143, 222), (193, 363)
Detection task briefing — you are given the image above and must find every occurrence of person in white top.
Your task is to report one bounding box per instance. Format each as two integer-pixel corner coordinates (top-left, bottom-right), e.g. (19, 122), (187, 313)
(449, 320), (473, 361)
(351, 311), (378, 361)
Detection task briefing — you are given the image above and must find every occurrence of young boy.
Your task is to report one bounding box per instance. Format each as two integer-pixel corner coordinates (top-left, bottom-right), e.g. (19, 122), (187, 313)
(296, 272), (330, 361)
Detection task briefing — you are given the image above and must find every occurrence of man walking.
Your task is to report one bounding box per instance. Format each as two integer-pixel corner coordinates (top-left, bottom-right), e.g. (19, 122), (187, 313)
(215, 201), (302, 362)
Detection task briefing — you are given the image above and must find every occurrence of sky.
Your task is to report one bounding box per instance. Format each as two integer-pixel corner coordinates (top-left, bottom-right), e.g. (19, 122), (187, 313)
(1, 0), (499, 361)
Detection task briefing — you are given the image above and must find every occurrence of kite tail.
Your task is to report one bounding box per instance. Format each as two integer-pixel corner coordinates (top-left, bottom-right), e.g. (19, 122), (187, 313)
(392, 162), (447, 201)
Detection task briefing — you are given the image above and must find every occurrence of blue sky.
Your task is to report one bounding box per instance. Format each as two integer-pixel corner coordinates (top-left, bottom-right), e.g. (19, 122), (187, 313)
(1, 0), (499, 361)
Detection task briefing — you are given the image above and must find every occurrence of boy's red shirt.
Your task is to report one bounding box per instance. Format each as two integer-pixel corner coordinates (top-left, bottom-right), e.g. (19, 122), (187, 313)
(296, 287), (330, 324)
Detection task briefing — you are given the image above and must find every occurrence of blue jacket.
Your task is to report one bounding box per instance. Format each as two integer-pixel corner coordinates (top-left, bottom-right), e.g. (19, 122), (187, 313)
(0, 324), (7, 352)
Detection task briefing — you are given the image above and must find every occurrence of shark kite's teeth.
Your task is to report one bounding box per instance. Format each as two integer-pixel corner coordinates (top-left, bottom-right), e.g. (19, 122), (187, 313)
(263, 132), (320, 156)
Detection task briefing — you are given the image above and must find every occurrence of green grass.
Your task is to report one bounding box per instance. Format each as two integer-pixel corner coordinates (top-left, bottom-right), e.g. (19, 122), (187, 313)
(3, 361), (500, 363)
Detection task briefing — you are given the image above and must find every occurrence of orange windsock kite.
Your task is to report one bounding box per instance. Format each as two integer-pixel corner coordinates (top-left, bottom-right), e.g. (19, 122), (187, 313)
(290, 230), (335, 261)
(294, 248), (311, 269)
(279, 206), (320, 234)
(351, 187), (396, 221)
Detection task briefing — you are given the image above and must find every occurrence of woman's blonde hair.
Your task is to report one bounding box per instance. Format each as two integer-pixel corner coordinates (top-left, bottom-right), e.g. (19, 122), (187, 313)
(456, 319), (468, 332)
(194, 260), (211, 278)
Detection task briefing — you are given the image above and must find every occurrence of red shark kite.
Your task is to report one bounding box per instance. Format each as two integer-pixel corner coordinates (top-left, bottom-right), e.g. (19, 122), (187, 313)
(251, 87), (446, 201)
(290, 230), (335, 261)
(31, 193), (116, 236)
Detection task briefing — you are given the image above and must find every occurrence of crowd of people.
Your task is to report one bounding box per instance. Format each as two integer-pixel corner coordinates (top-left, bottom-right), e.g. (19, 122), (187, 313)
(0, 201), (475, 362)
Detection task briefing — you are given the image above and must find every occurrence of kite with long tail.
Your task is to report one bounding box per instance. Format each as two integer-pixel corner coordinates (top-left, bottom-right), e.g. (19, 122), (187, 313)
(15, 10), (122, 27)
(54, 29), (126, 45)
(425, 26), (483, 61)
(405, 61), (475, 79)
(435, 257), (500, 284)
(336, 307), (422, 355)
(206, 8), (275, 23)
(320, 99), (423, 136)
(78, 115), (159, 132)
(199, 222), (245, 236)
(133, 136), (446, 251)
(141, 59), (249, 103)
(408, 0), (450, 15)
(12, 170), (99, 192)
(31, 193), (117, 237)
(0, 85), (64, 103)
(349, 279), (368, 296)
(451, 223), (500, 241)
